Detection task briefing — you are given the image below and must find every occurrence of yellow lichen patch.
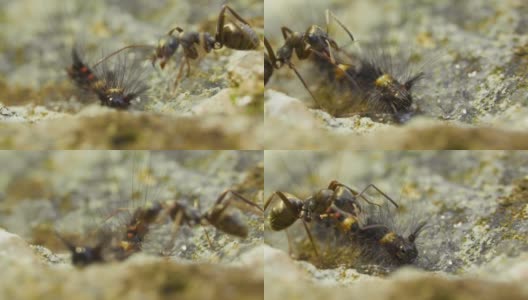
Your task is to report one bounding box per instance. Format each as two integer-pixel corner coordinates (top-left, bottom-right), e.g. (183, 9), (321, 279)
(497, 177), (528, 207)
(401, 182), (422, 200)
(136, 167), (157, 186)
(92, 20), (112, 38)
(416, 31), (436, 48)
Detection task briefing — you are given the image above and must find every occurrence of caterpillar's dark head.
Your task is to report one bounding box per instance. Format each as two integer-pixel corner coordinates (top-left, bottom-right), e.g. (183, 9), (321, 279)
(379, 221), (426, 264)
(373, 72), (424, 113)
(98, 89), (130, 109)
(55, 232), (105, 267)
(70, 245), (105, 266)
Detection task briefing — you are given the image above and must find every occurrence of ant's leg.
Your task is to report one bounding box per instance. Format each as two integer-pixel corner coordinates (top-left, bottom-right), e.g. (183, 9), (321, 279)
(166, 209), (184, 249)
(281, 26), (294, 40)
(204, 189), (262, 231)
(215, 5), (255, 49)
(185, 58), (191, 77)
(215, 5), (253, 48)
(327, 180), (378, 207)
(301, 220), (320, 261)
(173, 57), (188, 89)
(285, 225), (320, 262)
(213, 189), (263, 217)
(264, 37), (279, 68)
(215, 6), (227, 47)
(326, 40), (337, 64)
(222, 5), (253, 25)
(201, 225), (214, 248)
(287, 62), (322, 109)
(356, 183), (399, 208)
(167, 26), (184, 36)
(330, 180), (398, 208)
(325, 9), (354, 43)
(264, 191), (298, 213)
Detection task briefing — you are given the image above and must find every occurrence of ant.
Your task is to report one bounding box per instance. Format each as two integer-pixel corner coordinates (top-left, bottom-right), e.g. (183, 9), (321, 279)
(264, 10), (354, 107)
(264, 180), (397, 258)
(151, 4), (260, 88)
(165, 189), (263, 247)
(55, 189), (262, 265)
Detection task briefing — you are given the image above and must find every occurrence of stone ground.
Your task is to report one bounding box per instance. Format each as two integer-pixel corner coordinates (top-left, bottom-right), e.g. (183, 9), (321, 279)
(0, 0), (263, 149)
(263, 151), (528, 299)
(0, 151), (264, 300)
(264, 0), (528, 149)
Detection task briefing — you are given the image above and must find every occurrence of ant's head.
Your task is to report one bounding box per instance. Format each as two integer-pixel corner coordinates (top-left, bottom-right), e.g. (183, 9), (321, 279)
(304, 25), (338, 54)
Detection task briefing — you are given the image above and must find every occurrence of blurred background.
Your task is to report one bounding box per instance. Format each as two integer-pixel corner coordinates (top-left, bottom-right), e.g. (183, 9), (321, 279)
(0, 150), (263, 263)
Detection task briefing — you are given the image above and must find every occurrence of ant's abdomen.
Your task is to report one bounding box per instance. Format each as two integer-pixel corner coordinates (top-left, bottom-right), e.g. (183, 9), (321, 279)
(268, 201), (299, 231)
(214, 213), (249, 238)
(222, 23), (260, 50)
